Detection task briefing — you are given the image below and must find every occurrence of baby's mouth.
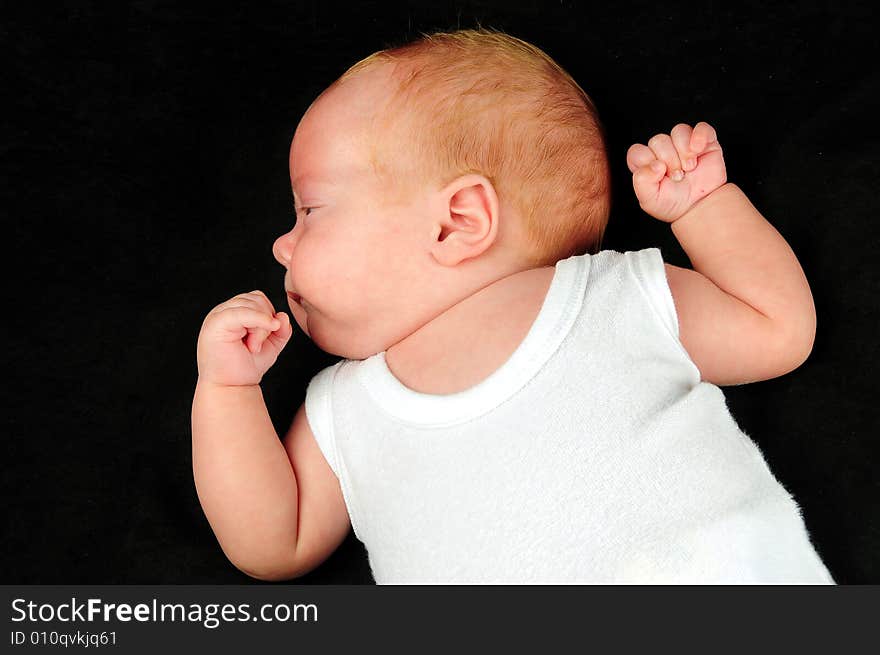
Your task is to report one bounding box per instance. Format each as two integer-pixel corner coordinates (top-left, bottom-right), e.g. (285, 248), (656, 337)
(287, 291), (302, 305)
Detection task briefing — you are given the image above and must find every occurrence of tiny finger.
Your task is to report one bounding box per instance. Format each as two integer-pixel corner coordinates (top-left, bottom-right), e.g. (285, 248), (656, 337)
(670, 123), (696, 170)
(244, 328), (264, 353)
(257, 328), (270, 353)
(242, 290), (277, 317)
(633, 160), (665, 190)
(647, 133), (683, 180)
(690, 121), (718, 153)
(224, 306), (282, 332)
(626, 143), (656, 173)
(265, 312), (294, 350)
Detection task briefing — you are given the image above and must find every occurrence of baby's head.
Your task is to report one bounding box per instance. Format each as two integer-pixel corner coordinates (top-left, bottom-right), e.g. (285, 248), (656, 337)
(273, 28), (611, 359)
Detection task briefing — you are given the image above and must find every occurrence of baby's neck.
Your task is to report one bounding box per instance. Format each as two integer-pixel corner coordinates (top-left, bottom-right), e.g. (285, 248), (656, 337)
(384, 264), (556, 395)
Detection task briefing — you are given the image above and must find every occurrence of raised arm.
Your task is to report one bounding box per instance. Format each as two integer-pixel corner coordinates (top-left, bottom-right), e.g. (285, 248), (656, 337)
(192, 291), (349, 580)
(627, 122), (816, 385)
(192, 382), (350, 580)
(667, 184), (815, 384)
(192, 381), (301, 578)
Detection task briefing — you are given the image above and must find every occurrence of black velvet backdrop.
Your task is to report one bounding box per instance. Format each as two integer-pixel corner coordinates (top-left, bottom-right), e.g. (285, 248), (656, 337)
(4, 1), (878, 584)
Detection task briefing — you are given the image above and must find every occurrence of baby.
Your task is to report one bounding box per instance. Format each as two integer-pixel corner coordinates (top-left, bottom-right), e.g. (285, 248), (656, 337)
(192, 28), (834, 583)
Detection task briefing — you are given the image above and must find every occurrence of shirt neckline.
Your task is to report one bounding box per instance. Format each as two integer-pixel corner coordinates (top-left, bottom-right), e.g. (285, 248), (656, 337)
(355, 253), (589, 428)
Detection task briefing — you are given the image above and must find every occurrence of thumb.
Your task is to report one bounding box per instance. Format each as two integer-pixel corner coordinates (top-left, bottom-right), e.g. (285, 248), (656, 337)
(264, 311), (294, 351)
(632, 161), (665, 206)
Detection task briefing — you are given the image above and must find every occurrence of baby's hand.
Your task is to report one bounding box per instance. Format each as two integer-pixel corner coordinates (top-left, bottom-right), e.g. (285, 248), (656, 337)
(196, 291), (293, 387)
(626, 121), (727, 223)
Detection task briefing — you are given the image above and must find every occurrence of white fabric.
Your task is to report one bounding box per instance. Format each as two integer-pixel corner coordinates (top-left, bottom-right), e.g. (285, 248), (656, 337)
(304, 248), (835, 584)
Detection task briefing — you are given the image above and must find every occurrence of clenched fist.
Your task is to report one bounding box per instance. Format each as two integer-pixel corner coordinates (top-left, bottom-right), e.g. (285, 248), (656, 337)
(196, 290), (293, 387)
(626, 121), (727, 223)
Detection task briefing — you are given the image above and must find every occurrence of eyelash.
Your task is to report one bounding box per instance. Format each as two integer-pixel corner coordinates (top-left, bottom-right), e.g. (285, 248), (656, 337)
(295, 206), (314, 217)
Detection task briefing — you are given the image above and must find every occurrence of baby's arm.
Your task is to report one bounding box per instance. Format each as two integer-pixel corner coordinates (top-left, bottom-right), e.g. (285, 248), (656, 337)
(192, 292), (349, 580)
(192, 381), (300, 578)
(627, 122), (816, 385)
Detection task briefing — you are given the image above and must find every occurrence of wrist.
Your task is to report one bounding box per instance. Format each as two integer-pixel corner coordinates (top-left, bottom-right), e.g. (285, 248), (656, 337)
(196, 377), (262, 393)
(671, 182), (741, 230)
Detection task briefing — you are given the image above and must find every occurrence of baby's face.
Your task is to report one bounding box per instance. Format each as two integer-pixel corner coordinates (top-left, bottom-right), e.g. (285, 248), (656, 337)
(273, 67), (452, 360)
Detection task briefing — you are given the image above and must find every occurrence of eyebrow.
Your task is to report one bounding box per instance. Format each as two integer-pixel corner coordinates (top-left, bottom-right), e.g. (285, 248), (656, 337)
(292, 175), (342, 199)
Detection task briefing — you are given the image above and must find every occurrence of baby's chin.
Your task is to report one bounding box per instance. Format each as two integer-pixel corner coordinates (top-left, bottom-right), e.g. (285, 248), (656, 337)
(306, 320), (385, 360)
(288, 301), (389, 359)
(292, 305), (357, 358)
(288, 301), (310, 337)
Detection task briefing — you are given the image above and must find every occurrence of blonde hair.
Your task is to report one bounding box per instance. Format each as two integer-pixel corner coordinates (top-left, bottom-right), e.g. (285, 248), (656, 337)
(333, 27), (611, 267)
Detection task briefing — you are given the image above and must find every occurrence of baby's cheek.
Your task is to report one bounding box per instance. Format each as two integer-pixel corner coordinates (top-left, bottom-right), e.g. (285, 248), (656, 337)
(290, 238), (328, 301)
(296, 240), (360, 315)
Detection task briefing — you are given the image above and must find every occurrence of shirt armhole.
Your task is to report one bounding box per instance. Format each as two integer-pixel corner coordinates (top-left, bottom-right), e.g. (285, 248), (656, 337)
(627, 247), (681, 342)
(303, 361), (367, 544)
(304, 362), (344, 478)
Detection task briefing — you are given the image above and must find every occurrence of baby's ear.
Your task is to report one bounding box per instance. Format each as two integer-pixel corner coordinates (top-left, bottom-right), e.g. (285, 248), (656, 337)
(430, 174), (500, 267)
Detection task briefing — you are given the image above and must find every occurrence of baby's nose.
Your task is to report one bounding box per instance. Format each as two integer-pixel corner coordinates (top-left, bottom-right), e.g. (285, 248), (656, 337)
(272, 232), (293, 266)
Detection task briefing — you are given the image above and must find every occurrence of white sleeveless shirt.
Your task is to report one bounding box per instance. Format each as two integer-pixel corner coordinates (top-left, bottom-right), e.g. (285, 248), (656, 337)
(304, 248), (835, 584)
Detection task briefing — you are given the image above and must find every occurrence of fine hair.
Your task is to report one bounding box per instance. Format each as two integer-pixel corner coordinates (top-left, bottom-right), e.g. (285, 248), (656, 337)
(333, 26), (612, 266)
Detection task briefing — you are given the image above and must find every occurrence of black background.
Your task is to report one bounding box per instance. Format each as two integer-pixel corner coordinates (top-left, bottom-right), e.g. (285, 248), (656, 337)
(3, 1), (878, 584)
